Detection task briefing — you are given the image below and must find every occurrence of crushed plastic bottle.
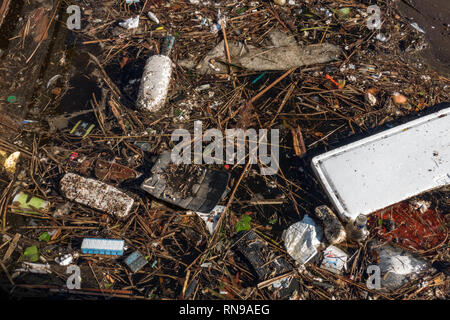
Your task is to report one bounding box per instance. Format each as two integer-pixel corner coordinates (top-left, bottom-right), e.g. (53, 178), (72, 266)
(136, 36), (175, 112)
(14, 262), (52, 275)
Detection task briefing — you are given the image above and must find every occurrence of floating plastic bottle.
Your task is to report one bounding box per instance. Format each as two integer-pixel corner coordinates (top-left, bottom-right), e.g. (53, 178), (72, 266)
(136, 36), (175, 112)
(346, 214), (369, 243)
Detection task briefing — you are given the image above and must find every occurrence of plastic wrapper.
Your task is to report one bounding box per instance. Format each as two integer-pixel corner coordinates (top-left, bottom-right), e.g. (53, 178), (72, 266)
(320, 245), (348, 274)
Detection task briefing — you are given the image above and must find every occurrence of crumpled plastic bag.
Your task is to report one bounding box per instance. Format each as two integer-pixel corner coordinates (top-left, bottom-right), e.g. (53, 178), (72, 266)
(283, 215), (323, 265)
(179, 30), (341, 74)
(373, 242), (430, 290)
(119, 16), (139, 29)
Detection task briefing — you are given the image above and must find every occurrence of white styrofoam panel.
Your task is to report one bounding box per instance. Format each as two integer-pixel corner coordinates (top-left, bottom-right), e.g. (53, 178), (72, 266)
(312, 107), (450, 221)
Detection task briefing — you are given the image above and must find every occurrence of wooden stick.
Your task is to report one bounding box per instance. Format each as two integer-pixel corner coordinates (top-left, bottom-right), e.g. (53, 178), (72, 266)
(2, 233), (20, 263)
(220, 19), (236, 89)
(257, 271), (295, 290)
(220, 68), (297, 127)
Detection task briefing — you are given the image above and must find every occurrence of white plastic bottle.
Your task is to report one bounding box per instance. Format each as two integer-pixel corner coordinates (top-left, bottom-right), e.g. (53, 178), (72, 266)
(136, 36), (175, 112)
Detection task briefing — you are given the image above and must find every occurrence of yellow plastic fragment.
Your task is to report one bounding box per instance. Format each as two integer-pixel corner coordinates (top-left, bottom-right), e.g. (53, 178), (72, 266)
(4, 151), (20, 174)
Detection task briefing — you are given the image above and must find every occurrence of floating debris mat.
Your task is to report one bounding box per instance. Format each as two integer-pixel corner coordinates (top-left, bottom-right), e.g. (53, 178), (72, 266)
(312, 104), (450, 221)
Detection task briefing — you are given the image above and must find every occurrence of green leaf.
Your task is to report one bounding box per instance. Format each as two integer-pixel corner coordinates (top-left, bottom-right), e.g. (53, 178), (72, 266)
(378, 219), (383, 226)
(39, 232), (51, 242)
(269, 217), (277, 225)
(235, 215), (251, 232)
(22, 245), (39, 262)
(236, 7), (247, 14)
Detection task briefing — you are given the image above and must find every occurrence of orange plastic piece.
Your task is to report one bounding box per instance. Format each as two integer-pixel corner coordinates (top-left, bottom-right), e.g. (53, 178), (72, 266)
(325, 74), (343, 89)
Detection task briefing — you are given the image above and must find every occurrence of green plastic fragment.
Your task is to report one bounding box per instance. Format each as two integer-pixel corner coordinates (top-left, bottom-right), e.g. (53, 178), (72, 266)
(12, 191), (50, 215)
(22, 245), (39, 262)
(7, 96), (17, 103)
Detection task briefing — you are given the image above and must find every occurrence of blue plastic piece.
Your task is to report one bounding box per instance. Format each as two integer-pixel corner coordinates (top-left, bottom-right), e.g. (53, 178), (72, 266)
(124, 251), (148, 273)
(81, 238), (124, 256)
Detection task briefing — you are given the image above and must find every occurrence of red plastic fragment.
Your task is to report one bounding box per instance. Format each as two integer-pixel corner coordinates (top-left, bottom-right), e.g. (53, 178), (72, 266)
(368, 201), (447, 252)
